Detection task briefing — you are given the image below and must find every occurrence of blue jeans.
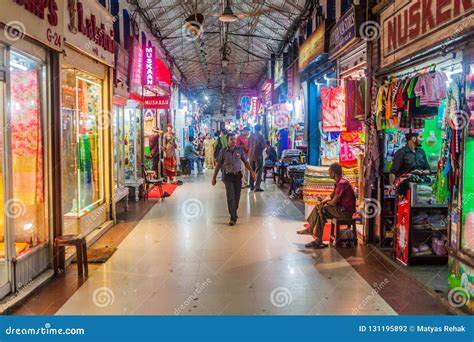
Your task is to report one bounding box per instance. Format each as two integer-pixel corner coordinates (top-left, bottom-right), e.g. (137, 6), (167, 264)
(188, 156), (203, 173)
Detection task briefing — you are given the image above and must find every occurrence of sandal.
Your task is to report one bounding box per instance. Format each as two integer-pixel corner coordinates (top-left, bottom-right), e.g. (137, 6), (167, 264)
(297, 228), (312, 235)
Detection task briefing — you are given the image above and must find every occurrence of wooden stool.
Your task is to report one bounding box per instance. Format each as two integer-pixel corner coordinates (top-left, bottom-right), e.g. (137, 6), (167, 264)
(330, 218), (357, 247)
(54, 235), (88, 277)
(263, 164), (276, 182)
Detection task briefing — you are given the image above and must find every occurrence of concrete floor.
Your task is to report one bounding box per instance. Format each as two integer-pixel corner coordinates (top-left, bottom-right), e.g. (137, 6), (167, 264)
(56, 172), (396, 315)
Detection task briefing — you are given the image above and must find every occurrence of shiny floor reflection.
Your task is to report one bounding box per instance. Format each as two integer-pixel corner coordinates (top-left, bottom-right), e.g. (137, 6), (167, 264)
(57, 172), (396, 315)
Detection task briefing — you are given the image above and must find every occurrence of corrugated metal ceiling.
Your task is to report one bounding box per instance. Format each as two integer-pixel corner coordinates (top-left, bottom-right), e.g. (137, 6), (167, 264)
(132, 0), (305, 113)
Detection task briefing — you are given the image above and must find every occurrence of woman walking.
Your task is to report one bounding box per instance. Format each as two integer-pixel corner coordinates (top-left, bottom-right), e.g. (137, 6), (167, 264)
(203, 133), (215, 169)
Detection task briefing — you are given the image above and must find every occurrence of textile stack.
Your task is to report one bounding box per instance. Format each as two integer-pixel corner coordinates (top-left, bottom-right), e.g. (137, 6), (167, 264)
(303, 166), (360, 205)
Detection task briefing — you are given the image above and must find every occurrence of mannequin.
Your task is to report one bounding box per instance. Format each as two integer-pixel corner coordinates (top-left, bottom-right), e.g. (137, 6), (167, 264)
(162, 124), (178, 183)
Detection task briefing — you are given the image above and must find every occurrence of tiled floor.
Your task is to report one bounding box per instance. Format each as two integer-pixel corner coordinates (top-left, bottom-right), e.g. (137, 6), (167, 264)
(55, 172), (396, 315)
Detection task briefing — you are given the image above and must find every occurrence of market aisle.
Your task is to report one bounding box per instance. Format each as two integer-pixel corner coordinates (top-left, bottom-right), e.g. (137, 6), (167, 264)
(57, 172), (396, 315)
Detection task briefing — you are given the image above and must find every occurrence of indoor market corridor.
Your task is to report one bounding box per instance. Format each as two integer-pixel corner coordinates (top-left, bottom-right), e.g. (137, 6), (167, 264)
(55, 172), (396, 315)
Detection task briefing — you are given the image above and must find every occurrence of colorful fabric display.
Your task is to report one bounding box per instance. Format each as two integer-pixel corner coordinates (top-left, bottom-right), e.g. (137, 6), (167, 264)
(321, 86), (344, 132)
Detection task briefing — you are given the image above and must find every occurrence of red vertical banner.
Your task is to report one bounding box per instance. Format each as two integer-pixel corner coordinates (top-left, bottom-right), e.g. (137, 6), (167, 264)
(156, 58), (171, 87)
(396, 191), (411, 266)
(143, 46), (156, 86)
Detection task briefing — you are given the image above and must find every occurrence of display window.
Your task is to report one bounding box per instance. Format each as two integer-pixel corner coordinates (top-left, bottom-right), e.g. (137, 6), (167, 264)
(124, 103), (143, 183)
(113, 105), (126, 190)
(61, 68), (105, 232)
(0, 49), (50, 267)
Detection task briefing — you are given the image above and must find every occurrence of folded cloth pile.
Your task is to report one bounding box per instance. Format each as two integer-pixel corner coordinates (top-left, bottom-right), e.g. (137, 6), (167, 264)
(303, 165), (359, 204)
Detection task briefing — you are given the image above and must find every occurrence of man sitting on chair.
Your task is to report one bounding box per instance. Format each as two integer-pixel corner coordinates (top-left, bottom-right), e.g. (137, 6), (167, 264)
(297, 162), (356, 249)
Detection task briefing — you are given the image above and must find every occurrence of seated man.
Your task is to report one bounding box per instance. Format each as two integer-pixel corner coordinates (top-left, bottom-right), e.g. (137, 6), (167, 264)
(298, 162), (356, 249)
(265, 140), (278, 166)
(184, 136), (203, 174)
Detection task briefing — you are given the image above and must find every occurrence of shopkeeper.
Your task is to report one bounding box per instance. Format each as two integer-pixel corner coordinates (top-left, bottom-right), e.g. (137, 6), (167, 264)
(389, 132), (430, 186)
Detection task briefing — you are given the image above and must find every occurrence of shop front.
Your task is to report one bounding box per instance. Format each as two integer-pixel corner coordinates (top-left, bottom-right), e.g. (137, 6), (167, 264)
(61, 0), (115, 238)
(298, 20), (333, 166)
(366, 0), (473, 311)
(302, 8), (366, 229)
(113, 44), (130, 211)
(0, 0), (64, 295)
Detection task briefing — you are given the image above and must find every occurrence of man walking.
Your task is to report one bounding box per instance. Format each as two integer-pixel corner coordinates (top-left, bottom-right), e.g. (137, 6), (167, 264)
(236, 127), (251, 188)
(248, 124), (266, 192)
(212, 133), (256, 226)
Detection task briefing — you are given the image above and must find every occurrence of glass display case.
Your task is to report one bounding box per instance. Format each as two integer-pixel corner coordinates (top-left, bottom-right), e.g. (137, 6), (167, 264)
(143, 109), (158, 171)
(124, 100), (144, 201)
(0, 47), (50, 294)
(113, 104), (129, 209)
(61, 68), (106, 235)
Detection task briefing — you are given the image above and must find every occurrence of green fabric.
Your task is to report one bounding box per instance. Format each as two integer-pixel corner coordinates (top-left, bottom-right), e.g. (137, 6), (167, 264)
(462, 138), (474, 247)
(433, 168), (449, 204)
(220, 135), (228, 148)
(422, 117), (443, 170)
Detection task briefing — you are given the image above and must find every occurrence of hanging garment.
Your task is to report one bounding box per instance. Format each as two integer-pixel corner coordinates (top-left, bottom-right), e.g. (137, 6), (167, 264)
(375, 82), (388, 130)
(339, 132), (360, 167)
(414, 71), (448, 106)
(321, 86), (344, 132)
(320, 123), (340, 166)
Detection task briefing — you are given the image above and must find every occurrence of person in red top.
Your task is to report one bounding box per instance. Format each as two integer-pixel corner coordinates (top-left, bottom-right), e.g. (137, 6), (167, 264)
(298, 162), (356, 249)
(236, 127), (251, 188)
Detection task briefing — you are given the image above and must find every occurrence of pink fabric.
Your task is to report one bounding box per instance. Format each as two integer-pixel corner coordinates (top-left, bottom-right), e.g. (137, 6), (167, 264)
(10, 69), (44, 204)
(321, 86), (344, 132)
(339, 132), (359, 167)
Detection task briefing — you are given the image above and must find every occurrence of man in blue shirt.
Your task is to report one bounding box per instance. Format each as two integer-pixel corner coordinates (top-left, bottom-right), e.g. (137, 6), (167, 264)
(184, 136), (203, 175)
(212, 133), (256, 226)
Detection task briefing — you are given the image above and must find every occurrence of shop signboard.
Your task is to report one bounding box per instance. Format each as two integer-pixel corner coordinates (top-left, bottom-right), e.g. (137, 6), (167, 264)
(298, 21), (326, 71)
(380, 0), (474, 68)
(251, 97), (259, 115)
(129, 41), (143, 93)
(114, 44), (129, 98)
(156, 57), (171, 87)
(1, 0), (64, 51)
(287, 67), (295, 100)
(329, 6), (362, 59)
(64, 0), (115, 66)
(261, 80), (273, 106)
(274, 58), (284, 88)
(144, 96), (170, 109)
(143, 45), (156, 86)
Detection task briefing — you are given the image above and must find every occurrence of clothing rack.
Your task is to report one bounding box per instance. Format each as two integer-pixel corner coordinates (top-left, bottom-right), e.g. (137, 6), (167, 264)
(385, 61), (463, 81)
